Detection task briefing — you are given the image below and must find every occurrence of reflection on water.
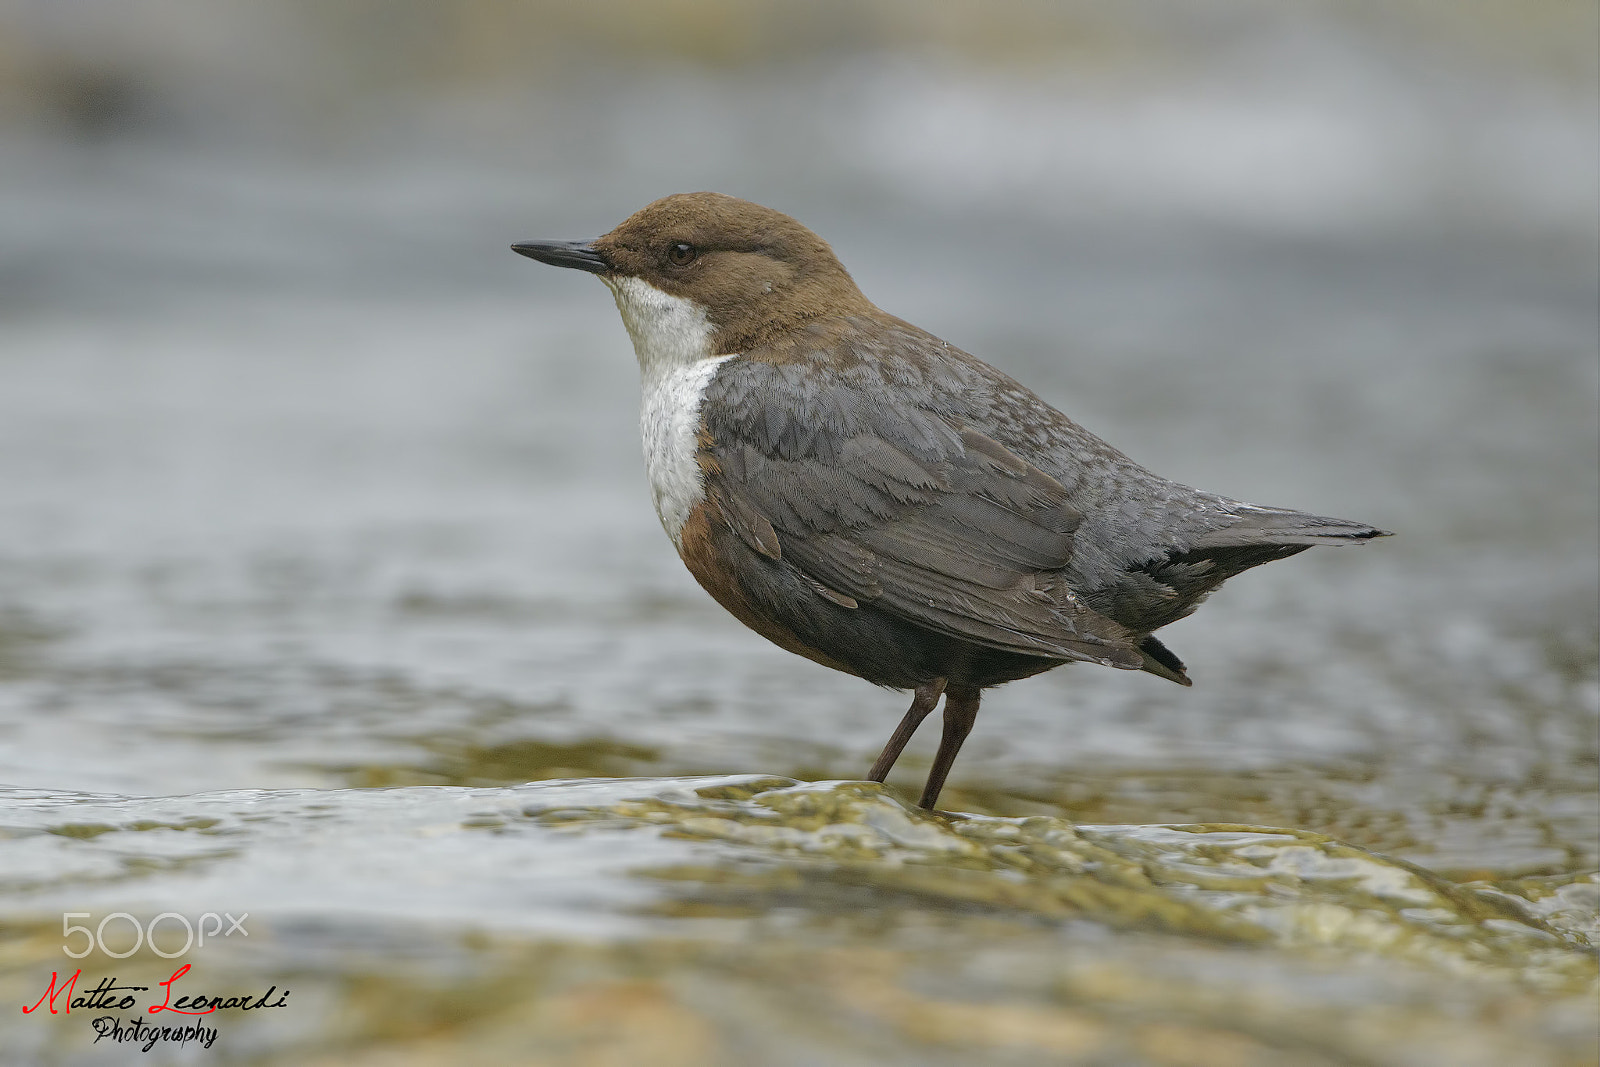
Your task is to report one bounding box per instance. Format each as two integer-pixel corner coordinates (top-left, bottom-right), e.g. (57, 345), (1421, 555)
(0, 2), (1595, 1062)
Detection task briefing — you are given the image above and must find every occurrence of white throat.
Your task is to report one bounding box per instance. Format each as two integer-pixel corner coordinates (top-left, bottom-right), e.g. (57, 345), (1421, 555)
(603, 276), (735, 546)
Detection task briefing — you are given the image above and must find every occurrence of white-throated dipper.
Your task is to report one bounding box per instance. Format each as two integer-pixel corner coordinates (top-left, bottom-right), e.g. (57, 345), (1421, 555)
(513, 192), (1390, 811)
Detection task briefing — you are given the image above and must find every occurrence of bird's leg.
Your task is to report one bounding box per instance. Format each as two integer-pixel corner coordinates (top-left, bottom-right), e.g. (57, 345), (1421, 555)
(918, 684), (981, 811)
(867, 679), (946, 783)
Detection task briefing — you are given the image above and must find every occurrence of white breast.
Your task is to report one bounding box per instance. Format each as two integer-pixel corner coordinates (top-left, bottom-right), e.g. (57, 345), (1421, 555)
(605, 276), (735, 546)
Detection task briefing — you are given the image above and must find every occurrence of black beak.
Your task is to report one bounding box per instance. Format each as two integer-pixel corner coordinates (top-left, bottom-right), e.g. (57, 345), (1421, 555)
(511, 239), (609, 274)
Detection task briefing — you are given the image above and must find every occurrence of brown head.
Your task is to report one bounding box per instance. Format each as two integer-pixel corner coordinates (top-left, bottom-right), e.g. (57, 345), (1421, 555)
(513, 192), (876, 356)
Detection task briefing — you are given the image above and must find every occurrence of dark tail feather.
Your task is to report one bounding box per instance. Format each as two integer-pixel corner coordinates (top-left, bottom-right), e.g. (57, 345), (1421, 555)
(1189, 506), (1392, 550)
(1132, 506), (1387, 684)
(1138, 634), (1192, 686)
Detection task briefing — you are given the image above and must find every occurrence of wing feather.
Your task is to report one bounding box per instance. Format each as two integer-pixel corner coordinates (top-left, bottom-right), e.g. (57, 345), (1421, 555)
(701, 356), (1141, 670)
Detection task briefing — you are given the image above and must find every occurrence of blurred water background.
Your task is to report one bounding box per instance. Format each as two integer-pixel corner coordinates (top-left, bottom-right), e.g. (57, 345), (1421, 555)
(0, 2), (1596, 1064)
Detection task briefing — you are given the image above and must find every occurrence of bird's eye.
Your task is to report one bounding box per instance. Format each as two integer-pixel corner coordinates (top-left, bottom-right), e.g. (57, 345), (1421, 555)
(667, 242), (696, 266)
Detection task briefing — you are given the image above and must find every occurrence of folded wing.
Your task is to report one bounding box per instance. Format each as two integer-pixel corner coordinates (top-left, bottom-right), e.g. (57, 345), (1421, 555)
(700, 356), (1144, 670)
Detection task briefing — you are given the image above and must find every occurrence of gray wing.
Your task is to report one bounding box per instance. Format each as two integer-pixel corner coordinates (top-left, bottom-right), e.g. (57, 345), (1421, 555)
(776, 320), (1388, 638)
(699, 354), (1143, 669)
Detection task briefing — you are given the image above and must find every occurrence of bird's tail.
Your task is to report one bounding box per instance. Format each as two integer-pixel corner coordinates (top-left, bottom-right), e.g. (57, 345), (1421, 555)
(1188, 505), (1392, 550)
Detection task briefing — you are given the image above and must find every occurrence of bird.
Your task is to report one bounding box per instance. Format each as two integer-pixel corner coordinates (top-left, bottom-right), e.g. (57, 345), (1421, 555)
(512, 192), (1389, 811)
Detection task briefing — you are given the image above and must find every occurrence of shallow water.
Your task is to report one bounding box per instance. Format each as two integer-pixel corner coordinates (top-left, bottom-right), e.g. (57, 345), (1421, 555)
(1, 9), (1597, 1063)
(2, 777), (1596, 1064)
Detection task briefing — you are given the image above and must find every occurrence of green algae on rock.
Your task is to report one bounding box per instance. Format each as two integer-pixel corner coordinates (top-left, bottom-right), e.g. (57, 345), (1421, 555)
(526, 777), (1598, 991)
(3, 776), (1595, 1065)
